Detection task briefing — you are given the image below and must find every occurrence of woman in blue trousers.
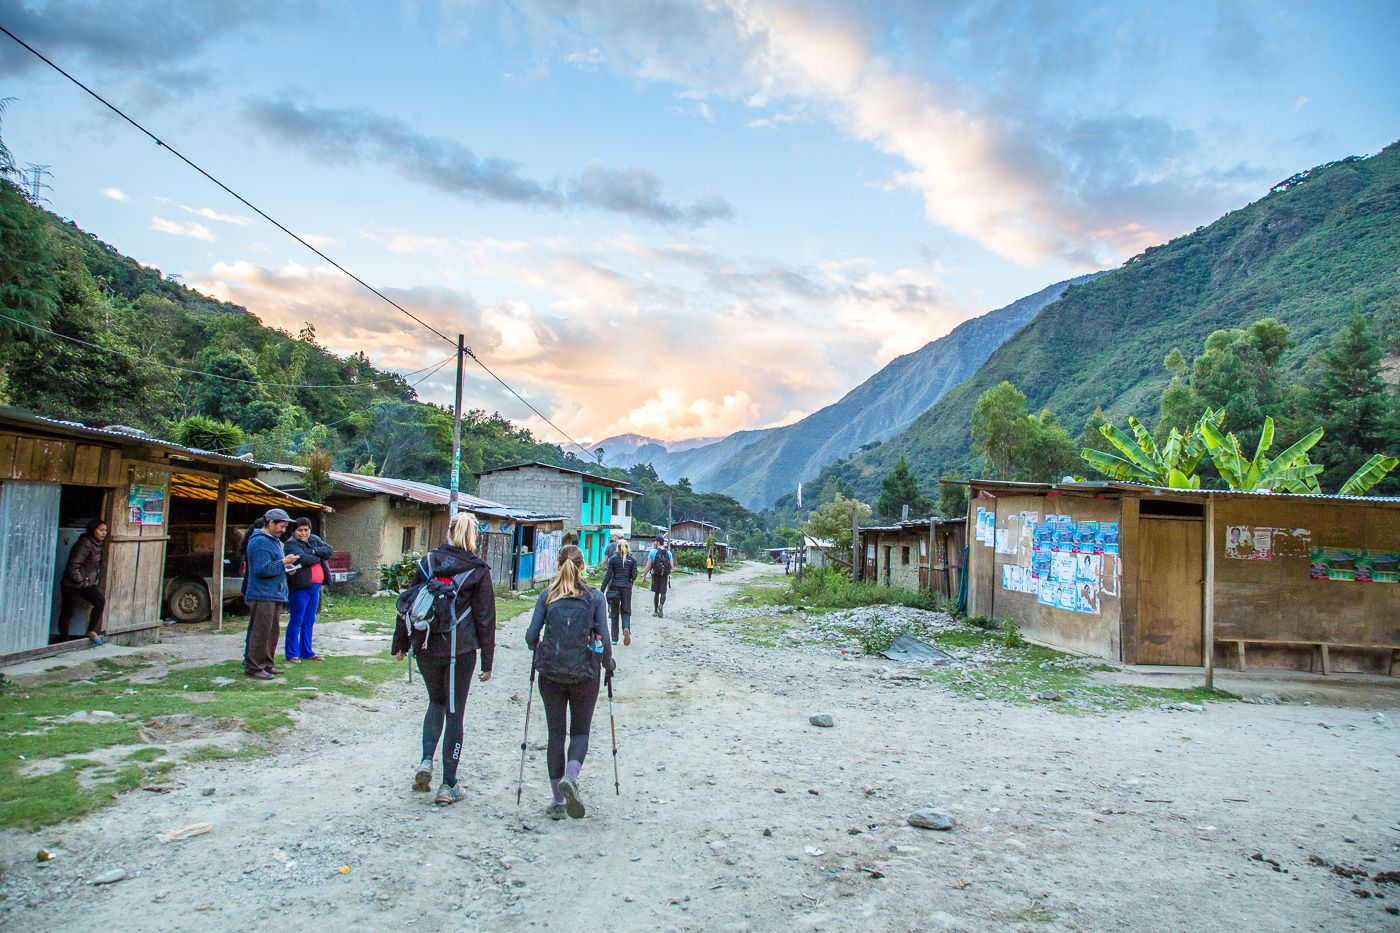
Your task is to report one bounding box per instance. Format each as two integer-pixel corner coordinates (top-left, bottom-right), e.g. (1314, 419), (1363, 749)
(283, 519), (334, 662)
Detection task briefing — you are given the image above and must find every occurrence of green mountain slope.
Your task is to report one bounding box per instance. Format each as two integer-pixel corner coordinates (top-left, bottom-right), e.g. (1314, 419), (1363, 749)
(821, 142), (1400, 501)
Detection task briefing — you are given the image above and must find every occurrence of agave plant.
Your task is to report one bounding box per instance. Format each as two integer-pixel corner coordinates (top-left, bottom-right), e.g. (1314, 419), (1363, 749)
(1080, 410), (1220, 488)
(1198, 417), (1323, 493)
(1339, 454), (1400, 496)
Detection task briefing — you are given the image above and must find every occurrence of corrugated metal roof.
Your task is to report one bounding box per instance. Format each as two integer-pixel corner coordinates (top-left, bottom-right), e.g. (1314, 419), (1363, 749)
(0, 406), (260, 473)
(970, 478), (1400, 507)
(168, 474), (330, 511)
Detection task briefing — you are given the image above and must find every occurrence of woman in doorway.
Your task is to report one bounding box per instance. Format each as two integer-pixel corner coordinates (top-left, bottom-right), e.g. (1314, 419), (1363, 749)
(392, 512), (496, 806)
(61, 519), (107, 645)
(601, 539), (638, 645)
(283, 519), (334, 662)
(525, 544), (614, 820)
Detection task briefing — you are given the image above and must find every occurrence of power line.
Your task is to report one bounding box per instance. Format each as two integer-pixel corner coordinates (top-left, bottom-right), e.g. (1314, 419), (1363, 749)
(0, 23), (455, 347)
(462, 345), (597, 463)
(0, 308), (452, 388)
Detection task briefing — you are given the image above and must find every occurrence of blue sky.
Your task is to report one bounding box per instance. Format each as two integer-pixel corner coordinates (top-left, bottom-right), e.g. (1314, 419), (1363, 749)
(2, 0), (1397, 445)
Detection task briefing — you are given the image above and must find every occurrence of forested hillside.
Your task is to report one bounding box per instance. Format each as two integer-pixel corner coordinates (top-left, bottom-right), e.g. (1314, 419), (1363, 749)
(799, 143), (1400, 503)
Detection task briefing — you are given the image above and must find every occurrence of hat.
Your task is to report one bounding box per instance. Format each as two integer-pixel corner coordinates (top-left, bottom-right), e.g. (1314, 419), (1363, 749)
(263, 508), (292, 523)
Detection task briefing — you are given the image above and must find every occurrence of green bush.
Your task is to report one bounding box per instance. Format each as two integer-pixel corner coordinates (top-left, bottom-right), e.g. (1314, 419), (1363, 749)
(675, 550), (709, 571)
(782, 565), (943, 611)
(1001, 613), (1026, 648)
(378, 552), (422, 591)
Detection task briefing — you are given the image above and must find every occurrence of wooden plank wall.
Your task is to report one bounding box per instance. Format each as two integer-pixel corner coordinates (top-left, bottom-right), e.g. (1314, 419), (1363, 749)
(1211, 498), (1400, 672)
(103, 462), (170, 638)
(0, 434), (109, 485)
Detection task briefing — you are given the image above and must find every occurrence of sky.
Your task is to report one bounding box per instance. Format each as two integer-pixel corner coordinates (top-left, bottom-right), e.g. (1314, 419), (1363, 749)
(1, 0), (1397, 449)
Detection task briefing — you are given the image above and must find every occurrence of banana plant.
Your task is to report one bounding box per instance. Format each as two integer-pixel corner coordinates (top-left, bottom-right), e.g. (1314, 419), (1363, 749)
(1339, 454), (1400, 496)
(1199, 417), (1324, 493)
(1080, 410), (1219, 488)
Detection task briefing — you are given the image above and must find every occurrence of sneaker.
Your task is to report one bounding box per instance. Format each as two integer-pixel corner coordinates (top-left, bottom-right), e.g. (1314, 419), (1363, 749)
(657, 605), (664, 618)
(623, 629), (631, 646)
(546, 802), (567, 821)
(435, 782), (466, 806)
(413, 759), (433, 792)
(558, 776), (586, 819)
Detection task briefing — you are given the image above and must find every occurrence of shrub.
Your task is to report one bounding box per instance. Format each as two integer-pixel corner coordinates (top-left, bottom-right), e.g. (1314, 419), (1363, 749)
(675, 550), (708, 572)
(1001, 613), (1025, 648)
(378, 552), (422, 591)
(172, 415), (244, 453)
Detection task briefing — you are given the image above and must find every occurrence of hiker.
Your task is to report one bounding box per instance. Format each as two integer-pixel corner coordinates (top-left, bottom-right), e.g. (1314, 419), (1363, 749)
(603, 533), (621, 563)
(706, 551), (715, 581)
(640, 535), (673, 618)
(525, 544), (614, 819)
(283, 519), (334, 663)
(392, 512), (496, 806)
(61, 519), (107, 645)
(600, 539), (638, 645)
(243, 509), (297, 679)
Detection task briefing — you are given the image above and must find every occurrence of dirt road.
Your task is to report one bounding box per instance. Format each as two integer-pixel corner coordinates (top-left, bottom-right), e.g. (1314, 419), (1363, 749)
(3, 562), (1398, 932)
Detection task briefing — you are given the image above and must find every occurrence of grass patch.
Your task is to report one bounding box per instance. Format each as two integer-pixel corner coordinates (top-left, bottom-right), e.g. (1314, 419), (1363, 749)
(322, 591), (533, 636)
(0, 653), (402, 830)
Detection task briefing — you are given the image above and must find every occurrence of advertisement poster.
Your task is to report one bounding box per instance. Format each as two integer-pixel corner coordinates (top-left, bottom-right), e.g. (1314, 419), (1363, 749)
(975, 507), (988, 544)
(1227, 526), (1274, 561)
(127, 484), (166, 526)
(1053, 517), (1075, 552)
(1355, 551), (1400, 583)
(1031, 548), (1052, 581)
(1095, 522), (1119, 555)
(995, 528), (1010, 554)
(1018, 512), (1038, 553)
(1074, 521), (1097, 554)
(1076, 581), (1100, 614)
(1034, 519), (1052, 549)
(1310, 547), (1356, 580)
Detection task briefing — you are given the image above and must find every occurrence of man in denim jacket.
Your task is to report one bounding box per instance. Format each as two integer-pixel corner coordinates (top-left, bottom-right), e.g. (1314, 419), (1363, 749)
(244, 508), (298, 679)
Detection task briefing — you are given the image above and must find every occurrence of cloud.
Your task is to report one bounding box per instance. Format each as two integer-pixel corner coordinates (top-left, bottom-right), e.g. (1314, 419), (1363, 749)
(180, 205), (254, 225)
(150, 216), (214, 240)
(100, 187), (129, 201)
(244, 98), (732, 226)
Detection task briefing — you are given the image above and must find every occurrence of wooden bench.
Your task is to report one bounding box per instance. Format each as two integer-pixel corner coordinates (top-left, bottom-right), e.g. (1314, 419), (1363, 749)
(1217, 639), (1400, 676)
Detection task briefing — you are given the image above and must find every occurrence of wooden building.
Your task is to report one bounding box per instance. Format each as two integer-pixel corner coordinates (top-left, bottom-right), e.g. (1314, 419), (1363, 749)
(0, 407), (319, 661)
(966, 479), (1400, 675)
(260, 466), (564, 590)
(857, 517), (965, 600)
(668, 519), (729, 561)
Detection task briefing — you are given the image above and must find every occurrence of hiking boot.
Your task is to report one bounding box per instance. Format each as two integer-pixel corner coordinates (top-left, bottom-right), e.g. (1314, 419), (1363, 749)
(623, 629), (631, 646)
(435, 782), (466, 806)
(657, 605), (664, 618)
(558, 776), (586, 819)
(546, 802), (567, 821)
(413, 759), (433, 792)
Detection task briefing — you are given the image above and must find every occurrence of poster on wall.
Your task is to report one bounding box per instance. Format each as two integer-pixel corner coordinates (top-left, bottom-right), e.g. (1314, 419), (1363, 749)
(1073, 522), (1097, 554)
(994, 528), (1010, 554)
(975, 507), (991, 544)
(1356, 551), (1400, 583)
(1095, 522), (1119, 555)
(1226, 526), (1274, 560)
(1031, 548), (1051, 580)
(128, 484), (166, 525)
(1053, 517), (1075, 552)
(1310, 547), (1356, 580)
(1100, 555), (1120, 596)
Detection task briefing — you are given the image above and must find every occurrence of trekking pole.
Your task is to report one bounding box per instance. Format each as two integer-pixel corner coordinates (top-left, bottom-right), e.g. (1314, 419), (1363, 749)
(606, 669), (620, 796)
(516, 654), (537, 808)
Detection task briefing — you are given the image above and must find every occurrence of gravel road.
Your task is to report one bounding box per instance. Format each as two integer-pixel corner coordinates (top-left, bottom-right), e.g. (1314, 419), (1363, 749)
(3, 562), (1398, 932)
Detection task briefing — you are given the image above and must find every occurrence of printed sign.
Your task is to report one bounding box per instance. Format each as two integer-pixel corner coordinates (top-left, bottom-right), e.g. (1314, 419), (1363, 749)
(128, 484), (166, 525)
(1226, 526), (1274, 561)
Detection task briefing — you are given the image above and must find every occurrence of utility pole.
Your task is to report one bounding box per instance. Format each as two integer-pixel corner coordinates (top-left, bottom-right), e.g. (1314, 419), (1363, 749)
(851, 505), (860, 584)
(22, 164), (49, 203)
(448, 334), (465, 520)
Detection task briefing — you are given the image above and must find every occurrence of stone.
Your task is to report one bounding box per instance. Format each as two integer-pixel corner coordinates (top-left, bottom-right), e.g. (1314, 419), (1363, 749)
(908, 809), (957, 831)
(739, 596), (754, 604)
(91, 868), (128, 885)
(202, 787), (216, 796)
(809, 714), (834, 728)
(973, 694), (987, 701)
(1037, 691), (1062, 702)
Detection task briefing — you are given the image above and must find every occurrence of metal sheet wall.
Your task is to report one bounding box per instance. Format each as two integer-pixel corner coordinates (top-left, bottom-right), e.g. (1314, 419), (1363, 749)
(0, 481), (62, 654)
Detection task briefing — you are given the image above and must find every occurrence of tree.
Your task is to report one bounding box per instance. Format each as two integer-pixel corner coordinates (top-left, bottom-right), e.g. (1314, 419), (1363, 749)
(876, 456), (927, 521)
(197, 354), (264, 425)
(802, 493), (871, 567)
(1076, 409), (1116, 479)
(1310, 314), (1393, 491)
(1186, 318), (1294, 444)
(937, 473), (968, 520)
(302, 448), (335, 505)
(971, 382), (1030, 480)
(1019, 409), (1080, 483)
(1200, 416), (1324, 493)
(1081, 410), (1219, 488)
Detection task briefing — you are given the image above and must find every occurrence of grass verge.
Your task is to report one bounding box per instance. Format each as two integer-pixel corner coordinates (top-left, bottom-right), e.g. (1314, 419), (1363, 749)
(323, 592), (533, 635)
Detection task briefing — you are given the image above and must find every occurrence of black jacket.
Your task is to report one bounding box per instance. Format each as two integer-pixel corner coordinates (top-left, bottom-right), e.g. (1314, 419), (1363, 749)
(63, 535), (102, 589)
(391, 545), (497, 671)
(284, 534), (334, 590)
(601, 553), (638, 593)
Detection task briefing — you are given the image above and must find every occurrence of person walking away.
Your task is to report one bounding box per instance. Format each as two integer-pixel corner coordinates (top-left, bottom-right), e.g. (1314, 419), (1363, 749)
(706, 551), (715, 581)
(244, 509), (297, 679)
(641, 536), (673, 618)
(525, 544), (614, 820)
(61, 519), (107, 645)
(283, 519), (333, 662)
(600, 540), (638, 645)
(603, 533), (621, 564)
(392, 512), (496, 806)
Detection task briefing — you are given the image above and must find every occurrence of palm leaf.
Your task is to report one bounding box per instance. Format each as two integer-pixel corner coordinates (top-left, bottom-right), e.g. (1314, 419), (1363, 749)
(1127, 417), (1160, 460)
(1339, 455), (1399, 496)
(1098, 423), (1166, 480)
(1081, 448), (1155, 482)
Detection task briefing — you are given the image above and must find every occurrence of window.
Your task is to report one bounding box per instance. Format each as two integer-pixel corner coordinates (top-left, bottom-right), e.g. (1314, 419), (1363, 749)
(582, 487), (589, 503)
(901, 546), (910, 565)
(402, 526), (416, 553)
(612, 498), (619, 516)
(624, 499), (632, 516)
(421, 526), (429, 547)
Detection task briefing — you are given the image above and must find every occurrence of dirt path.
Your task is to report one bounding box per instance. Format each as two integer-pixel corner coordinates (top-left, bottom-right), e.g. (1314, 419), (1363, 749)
(3, 563), (1398, 932)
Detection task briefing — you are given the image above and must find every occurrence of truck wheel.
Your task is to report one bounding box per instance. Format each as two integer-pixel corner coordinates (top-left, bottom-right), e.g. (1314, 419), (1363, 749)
(167, 579), (211, 623)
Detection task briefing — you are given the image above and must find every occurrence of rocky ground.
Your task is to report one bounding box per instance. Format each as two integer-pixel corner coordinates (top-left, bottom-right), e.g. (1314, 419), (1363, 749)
(2, 562), (1399, 932)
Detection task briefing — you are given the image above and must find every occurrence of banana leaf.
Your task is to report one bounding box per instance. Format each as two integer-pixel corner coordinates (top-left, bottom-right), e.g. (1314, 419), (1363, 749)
(1339, 455), (1399, 496)
(1098, 423), (1167, 480)
(1080, 447), (1154, 482)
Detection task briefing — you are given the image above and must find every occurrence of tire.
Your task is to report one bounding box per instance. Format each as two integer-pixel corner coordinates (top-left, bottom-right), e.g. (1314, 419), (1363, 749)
(166, 579), (212, 623)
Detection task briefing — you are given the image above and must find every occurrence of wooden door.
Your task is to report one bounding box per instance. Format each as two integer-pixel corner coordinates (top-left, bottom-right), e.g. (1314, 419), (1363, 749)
(1136, 517), (1204, 665)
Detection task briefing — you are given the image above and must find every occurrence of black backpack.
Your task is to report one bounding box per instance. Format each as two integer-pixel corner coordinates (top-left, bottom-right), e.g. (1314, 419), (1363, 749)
(396, 554), (480, 711)
(535, 592), (603, 684)
(653, 547), (673, 577)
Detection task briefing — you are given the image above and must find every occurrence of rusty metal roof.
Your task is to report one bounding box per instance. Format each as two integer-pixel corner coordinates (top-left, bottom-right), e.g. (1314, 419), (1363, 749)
(0, 406), (260, 474)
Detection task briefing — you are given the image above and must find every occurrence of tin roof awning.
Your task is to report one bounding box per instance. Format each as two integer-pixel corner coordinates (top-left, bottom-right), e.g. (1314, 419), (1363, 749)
(170, 474), (331, 511)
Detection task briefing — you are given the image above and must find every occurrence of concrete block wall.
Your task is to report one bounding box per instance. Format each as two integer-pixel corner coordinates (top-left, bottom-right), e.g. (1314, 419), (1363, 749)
(479, 467), (581, 529)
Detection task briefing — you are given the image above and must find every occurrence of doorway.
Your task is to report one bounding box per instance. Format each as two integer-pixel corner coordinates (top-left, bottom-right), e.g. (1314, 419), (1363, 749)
(1136, 517), (1204, 665)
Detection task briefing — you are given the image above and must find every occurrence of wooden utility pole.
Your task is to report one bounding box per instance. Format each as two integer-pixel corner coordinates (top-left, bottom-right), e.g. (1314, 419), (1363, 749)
(851, 505), (860, 583)
(448, 334), (465, 519)
(1203, 492), (1216, 690)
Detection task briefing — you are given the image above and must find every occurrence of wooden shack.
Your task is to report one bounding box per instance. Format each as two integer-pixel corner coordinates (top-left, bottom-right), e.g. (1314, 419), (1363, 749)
(966, 480), (1400, 675)
(857, 517), (966, 600)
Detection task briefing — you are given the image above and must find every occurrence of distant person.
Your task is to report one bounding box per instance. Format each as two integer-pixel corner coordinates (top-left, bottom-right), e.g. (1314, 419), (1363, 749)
(641, 536), (673, 618)
(785, 552), (791, 574)
(283, 519), (334, 663)
(601, 539), (638, 645)
(706, 551), (715, 581)
(603, 533), (621, 563)
(392, 512), (496, 806)
(525, 544), (614, 820)
(61, 519), (107, 645)
(243, 509), (297, 680)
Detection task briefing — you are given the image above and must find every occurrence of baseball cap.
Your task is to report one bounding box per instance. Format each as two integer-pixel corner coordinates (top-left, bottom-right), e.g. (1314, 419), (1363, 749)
(263, 508), (292, 523)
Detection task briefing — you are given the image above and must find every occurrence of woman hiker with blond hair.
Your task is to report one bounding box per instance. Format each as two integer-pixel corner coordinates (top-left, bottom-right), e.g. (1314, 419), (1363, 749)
(525, 544), (615, 819)
(392, 511), (496, 805)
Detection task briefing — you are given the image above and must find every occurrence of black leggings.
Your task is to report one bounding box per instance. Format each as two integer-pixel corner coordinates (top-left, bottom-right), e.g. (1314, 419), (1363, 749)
(652, 577), (668, 611)
(417, 651), (476, 785)
(607, 587), (632, 641)
(61, 585), (105, 635)
(538, 675), (600, 780)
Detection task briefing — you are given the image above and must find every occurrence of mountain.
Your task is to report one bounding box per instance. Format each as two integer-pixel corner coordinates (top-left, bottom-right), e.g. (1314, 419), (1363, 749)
(591, 432), (730, 469)
(680, 274), (1103, 509)
(815, 143), (1400, 501)
(649, 428), (775, 484)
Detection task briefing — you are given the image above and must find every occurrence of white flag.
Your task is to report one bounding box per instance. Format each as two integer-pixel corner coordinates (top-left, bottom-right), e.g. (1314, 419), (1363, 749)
(797, 482), (802, 508)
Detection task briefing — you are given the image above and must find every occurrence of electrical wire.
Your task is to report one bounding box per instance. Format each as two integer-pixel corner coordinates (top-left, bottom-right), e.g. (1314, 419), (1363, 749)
(1, 25), (607, 467)
(0, 308), (452, 388)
